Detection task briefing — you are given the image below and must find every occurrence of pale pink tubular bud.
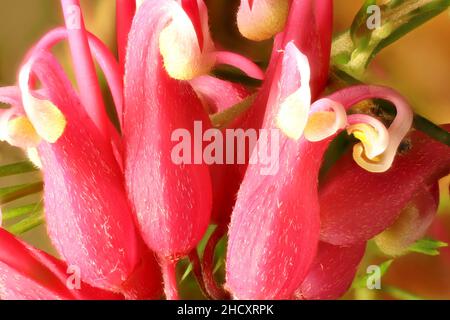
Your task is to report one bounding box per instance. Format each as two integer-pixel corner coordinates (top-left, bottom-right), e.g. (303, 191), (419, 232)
(374, 184), (439, 257)
(0, 229), (122, 300)
(124, 0), (212, 259)
(226, 135), (323, 299)
(23, 52), (142, 292)
(237, 0), (289, 41)
(320, 128), (450, 246)
(296, 242), (366, 300)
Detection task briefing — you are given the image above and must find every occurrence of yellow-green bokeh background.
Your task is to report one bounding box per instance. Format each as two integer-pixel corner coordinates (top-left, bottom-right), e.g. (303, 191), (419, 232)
(0, 0), (449, 299)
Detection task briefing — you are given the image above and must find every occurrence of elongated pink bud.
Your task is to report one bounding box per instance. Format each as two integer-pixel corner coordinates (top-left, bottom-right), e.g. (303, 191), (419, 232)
(296, 242), (366, 300)
(226, 136), (325, 299)
(124, 0), (212, 260)
(320, 128), (450, 245)
(226, 44), (325, 299)
(0, 229), (122, 300)
(23, 52), (141, 292)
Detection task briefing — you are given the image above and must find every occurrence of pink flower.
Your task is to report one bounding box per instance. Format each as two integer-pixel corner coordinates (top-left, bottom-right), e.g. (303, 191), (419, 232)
(226, 1), (414, 299)
(0, 0), (162, 299)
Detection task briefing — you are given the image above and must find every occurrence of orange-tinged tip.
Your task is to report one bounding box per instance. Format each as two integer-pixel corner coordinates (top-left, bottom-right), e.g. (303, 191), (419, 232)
(237, 0), (289, 41)
(347, 114), (389, 161)
(18, 62), (66, 144)
(305, 99), (347, 142)
(159, 1), (215, 80)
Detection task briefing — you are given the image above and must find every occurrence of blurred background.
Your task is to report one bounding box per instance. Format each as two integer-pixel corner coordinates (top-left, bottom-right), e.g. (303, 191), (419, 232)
(0, 0), (449, 299)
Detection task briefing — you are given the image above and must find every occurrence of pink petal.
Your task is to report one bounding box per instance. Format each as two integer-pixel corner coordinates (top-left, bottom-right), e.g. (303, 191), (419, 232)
(181, 0), (204, 50)
(281, 0), (332, 99)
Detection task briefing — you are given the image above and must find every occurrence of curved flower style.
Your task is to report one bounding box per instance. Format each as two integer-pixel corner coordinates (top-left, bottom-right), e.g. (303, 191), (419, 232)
(226, 45), (410, 299)
(320, 128), (450, 246)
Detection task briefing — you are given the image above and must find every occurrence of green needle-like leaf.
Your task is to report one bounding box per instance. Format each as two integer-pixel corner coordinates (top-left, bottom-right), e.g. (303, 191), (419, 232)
(6, 209), (45, 235)
(0, 182), (44, 205)
(1, 202), (43, 221)
(181, 263), (193, 282)
(383, 285), (425, 300)
(408, 238), (448, 256)
(0, 161), (38, 177)
(210, 94), (256, 129)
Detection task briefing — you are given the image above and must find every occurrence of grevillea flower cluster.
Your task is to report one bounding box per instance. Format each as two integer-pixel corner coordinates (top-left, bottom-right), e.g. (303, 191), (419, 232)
(0, 0), (449, 300)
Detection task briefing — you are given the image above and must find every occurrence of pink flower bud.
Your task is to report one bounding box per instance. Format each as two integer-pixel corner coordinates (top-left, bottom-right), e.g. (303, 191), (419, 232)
(123, 0), (212, 260)
(296, 242), (366, 300)
(25, 52), (142, 293)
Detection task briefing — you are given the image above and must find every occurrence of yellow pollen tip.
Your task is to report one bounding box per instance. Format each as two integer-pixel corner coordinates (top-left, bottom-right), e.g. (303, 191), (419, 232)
(237, 0), (289, 41)
(6, 116), (41, 148)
